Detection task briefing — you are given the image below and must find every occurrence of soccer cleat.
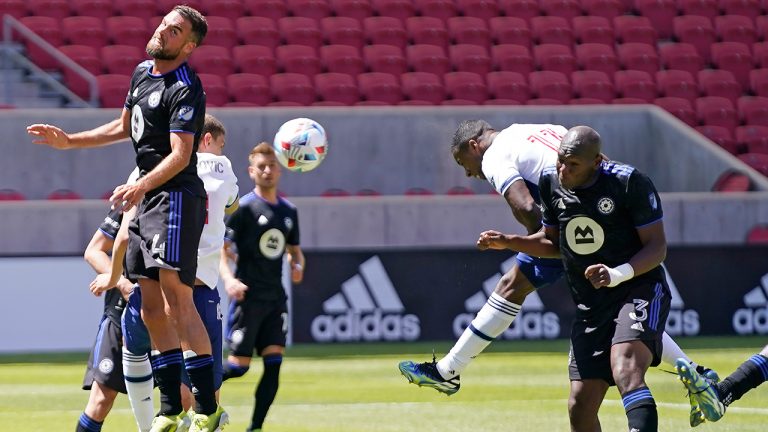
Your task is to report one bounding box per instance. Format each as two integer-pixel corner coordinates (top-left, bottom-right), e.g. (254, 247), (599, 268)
(676, 359), (725, 423)
(189, 405), (229, 432)
(178, 411), (192, 432)
(398, 356), (460, 396)
(688, 367), (721, 427)
(149, 414), (183, 432)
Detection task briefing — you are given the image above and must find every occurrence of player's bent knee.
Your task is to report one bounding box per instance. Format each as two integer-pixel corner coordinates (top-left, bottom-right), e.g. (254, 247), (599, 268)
(495, 272), (535, 303)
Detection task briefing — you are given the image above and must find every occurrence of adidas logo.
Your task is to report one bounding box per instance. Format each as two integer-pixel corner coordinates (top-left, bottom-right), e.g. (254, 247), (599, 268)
(662, 264), (700, 336)
(452, 257), (560, 340)
(732, 272), (768, 335)
(310, 256), (420, 342)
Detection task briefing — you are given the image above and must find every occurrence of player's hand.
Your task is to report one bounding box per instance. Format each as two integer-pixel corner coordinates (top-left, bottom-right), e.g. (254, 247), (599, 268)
(116, 278), (135, 301)
(477, 230), (512, 250)
(110, 181), (148, 213)
(27, 124), (73, 149)
(224, 278), (248, 302)
(584, 264), (611, 289)
(90, 273), (116, 296)
(290, 262), (304, 284)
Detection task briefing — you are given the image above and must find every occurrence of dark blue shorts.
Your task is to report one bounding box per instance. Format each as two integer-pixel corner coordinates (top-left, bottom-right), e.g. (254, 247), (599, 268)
(515, 253), (564, 289)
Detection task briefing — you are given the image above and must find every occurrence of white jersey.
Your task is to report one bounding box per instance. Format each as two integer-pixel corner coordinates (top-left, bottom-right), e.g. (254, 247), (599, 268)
(196, 152), (239, 288)
(481, 123), (567, 197)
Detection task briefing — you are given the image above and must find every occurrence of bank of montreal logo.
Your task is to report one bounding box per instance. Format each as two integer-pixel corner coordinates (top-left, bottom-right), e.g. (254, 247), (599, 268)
(310, 256), (420, 342)
(452, 260), (698, 339)
(733, 272), (768, 335)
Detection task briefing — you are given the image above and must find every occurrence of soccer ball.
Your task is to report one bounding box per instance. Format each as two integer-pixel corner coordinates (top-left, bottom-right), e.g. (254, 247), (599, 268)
(273, 118), (328, 172)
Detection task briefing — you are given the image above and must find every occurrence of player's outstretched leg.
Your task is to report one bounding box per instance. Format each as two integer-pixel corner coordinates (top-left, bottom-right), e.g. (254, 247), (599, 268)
(189, 405), (229, 432)
(398, 354), (461, 396)
(675, 358), (725, 423)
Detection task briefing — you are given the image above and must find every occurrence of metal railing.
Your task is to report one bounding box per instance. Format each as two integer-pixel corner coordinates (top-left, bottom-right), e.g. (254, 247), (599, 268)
(1, 14), (97, 107)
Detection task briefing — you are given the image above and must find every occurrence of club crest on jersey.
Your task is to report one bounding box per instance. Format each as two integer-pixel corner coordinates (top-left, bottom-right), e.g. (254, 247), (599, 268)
(284, 217), (293, 231)
(597, 197), (614, 214)
(178, 105), (194, 121)
(98, 358), (114, 374)
(649, 193), (658, 210)
(147, 91), (162, 108)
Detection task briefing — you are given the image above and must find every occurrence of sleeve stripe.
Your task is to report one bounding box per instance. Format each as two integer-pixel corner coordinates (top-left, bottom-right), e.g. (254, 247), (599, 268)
(98, 227), (116, 240)
(635, 217), (663, 228)
(169, 130), (196, 134)
(542, 221), (557, 227)
(498, 175), (522, 194)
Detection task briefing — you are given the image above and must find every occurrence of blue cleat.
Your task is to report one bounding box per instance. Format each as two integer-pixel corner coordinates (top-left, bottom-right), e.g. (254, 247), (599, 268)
(676, 358), (725, 424)
(398, 356), (460, 396)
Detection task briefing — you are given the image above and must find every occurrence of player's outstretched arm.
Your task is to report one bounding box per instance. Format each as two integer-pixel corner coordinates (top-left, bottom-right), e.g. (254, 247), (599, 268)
(477, 227), (560, 258)
(27, 109), (130, 150)
(286, 244), (305, 284)
(503, 181), (542, 235)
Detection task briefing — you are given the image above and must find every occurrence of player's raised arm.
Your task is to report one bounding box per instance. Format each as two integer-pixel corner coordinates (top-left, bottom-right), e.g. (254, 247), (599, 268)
(27, 109), (131, 150)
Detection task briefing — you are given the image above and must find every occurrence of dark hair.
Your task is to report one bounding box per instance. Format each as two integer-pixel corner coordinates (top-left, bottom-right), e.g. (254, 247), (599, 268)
(451, 120), (494, 153)
(201, 114), (225, 138)
(173, 5), (207, 45)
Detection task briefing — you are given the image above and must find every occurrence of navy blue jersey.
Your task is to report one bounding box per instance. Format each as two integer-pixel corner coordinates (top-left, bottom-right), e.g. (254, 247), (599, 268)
(124, 60), (206, 196)
(540, 161), (666, 318)
(225, 192), (300, 302)
(97, 208), (126, 325)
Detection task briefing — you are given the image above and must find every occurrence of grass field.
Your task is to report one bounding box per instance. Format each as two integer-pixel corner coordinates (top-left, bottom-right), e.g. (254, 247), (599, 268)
(1, 337), (766, 431)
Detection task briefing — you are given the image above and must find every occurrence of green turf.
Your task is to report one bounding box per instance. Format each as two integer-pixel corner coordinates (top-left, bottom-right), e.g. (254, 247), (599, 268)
(1, 338), (766, 431)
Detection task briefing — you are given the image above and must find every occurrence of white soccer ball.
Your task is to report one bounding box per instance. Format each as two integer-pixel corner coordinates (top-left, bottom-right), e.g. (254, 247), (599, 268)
(273, 118), (328, 172)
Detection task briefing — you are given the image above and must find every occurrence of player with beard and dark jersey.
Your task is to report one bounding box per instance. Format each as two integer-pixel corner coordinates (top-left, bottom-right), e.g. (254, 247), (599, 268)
(27, 6), (226, 432)
(219, 142), (305, 432)
(476, 126), (670, 432)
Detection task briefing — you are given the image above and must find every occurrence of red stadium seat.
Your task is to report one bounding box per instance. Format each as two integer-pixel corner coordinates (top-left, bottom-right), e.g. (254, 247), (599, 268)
(19, 16), (62, 69)
(0, 0), (27, 24)
(720, 0), (762, 16)
(484, 98), (523, 105)
(456, 0), (500, 21)
(487, 71), (530, 102)
(575, 43), (619, 75)
(571, 70), (615, 102)
(696, 96), (740, 132)
(278, 17), (323, 49)
(527, 98), (565, 105)
(617, 43), (660, 75)
(582, 0), (626, 19)
(401, 72), (445, 104)
(330, 0), (373, 21)
(498, 0), (541, 22)
(695, 125), (739, 154)
(750, 68), (768, 97)
(363, 16), (408, 49)
(70, 0), (113, 19)
(530, 16), (573, 46)
(407, 17), (449, 49)
(447, 17), (491, 46)
(659, 43), (704, 77)
(62, 16), (107, 49)
(738, 96), (768, 126)
(529, 71), (572, 103)
(570, 98), (606, 105)
(406, 44), (450, 75)
(656, 70), (699, 101)
(157, 0), (201, 12)
(613, 16), (658, 46)
(320, 45), (364, 75)
(414, 0), (457, 20)
(757, 15), (768, 41)
(711, 169), (752, 192)
(287, 0), (332, 21)
(539, 0), (582, 19)
(654, 97), (698, 126)
(698, 69), (742, 104)
(573, 16), (614, 45)
(188, 46), (234, 79)
(363, 44), (407, 75)
(313, 73), (359, 105)
(322, 17), (364, 50)
(449, 44), (492, 75)
(96, 74), (130, 108)
(47, 189), (82, 200)
(357, 72), (402, 104)
(614, 70), (657, 102)
(634, 0), (677, 39)
(711, 42), (754, 91)
(534, 44), (577, 75)
(754, 42), (768, 69)
(233, 45), (277, 77)
(746, 224), (768, 243)
(236, 17), (280, 50)
(736, 125), (768, 154)
(197, 73), (228, 106)
(491, 44), (534, 75)
(200, 0), (245, 20)
(489, 17), (531, 47)
(101, 45), (144, 76)
(59, 45), (102, 99)
(113, 0), (156, 20)
(673, 15), (717, 62)
(26, 0), (71, 20)
(244, 0), (288, 20)
(0, 188), (25, 200)
(444, 71), (488, 103)
(613, 97), (650, 104)
(276, 44), (322, 77)
(226, 73), (271, 105)
(270, 73), (316, 105)
(715, 15), (757, 45)
(105, 17), (148, 48)
(738, 152), (768, 176)
(441, 99), (479, 106)
(372, 0), (416, 23)
(679, 0), (720, 19)
(203, 16), (237, 49)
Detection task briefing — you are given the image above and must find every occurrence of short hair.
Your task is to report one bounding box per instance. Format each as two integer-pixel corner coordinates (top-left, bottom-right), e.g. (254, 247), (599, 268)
(451, 120), (494, 153)
(248, 141), (276, 163)
(201, 114), (225, 138)
(173, 5), (207, 46)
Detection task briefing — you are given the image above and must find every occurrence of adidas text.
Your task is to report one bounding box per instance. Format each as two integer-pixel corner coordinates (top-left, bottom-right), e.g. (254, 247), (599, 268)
(311, 310), (420, 342)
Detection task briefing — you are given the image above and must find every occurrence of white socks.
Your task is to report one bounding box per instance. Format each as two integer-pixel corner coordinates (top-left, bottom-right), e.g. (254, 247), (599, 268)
(436, 292), (521, 379)
(122, 347), (154, 432)
(660, 332), (695, 369)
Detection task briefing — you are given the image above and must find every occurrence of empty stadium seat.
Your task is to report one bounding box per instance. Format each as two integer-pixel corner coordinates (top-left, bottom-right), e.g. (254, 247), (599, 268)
(750, 68), (768, 97)
(695, 125), (740, 154)
(232, 45), (277, 76)
(47, 189), (82, 200)
(204, 16), (238, 49)
(613, 15), (657, 46)
(673, 15), (717, 62)
(287, 0), (332, 21)
(614, 70), (657, 102)
(105, 17), (148, 48)
(357, 72), (402, 104)
(656, 70), (699, 101)
(498, 0), (541, 22)
(582, 0), (626, 19)
(244, 0), (287, 20)
(279, 17), (323, 49)
(0, 0), (27, 26)
(572, 70), (615, 102)
(570, 98), (606, 105)
(711, 169), (752, 191)
(330, 0), (373, 21)
(754, 42), (768, 68)
(698, 69), (742, 104)
(746, 224), (768, 243)
(447, 17), (491, 46)
(738, 153), (768, 176)
(62, 16), (107, 49)
(455, 0), (500, 20)
(59, 45), (102, 99)
(738, 96), (768, 126)
(363, 44), (407, 75)
(711, 42), (754, 91)
(270, 73), (316, 105)
(70, 0), (113, 19)
(276, 44), (322, 76)
(721, 0), (762, 16)
(575, 43), (619, 75)
(322, 17), (364, 50)
(486, 71), (530, 102)
(527, 98), (565, 105)
(736, 125), (768, 154)
(757, 15), (768, 41)
(197, 73), (228, 106)
(530, 16), (573, 45)
(573, 16), (614, 45)
(27, 0), (71, 20)
(0, 188), (25, 200)
(679, 0), (720, 19)
(314, 73), (359, 105)
(659, 43), (704, 77)
(406, 44), (450, 75)
(200, 0), (244, 20)
(444, 71), (488, 103)
(188, 45), (234, 79)
(529, 71), (572, 103)
(363, 16), (408, 49)
(715, 15), (757, 45)
(618, 43), (661, 75)
(101, 45), (144, 76)
(414, 0), (457, 21)
(96, 74), (130, 108)
(407, 17), (449, 49)
(491, 44), (534, 75)
(484, 98), (523, 105)
(112, 0), (156, 20)
(613, 97), (650, 104)
(539, 0), (582, 19)
(401, 72), (445, 104)
(236, 17), (280, 49)
(634, 0), (676, 39)
(19, 16), (63, 69)
(534, 44), (577, 75)
(226, 73), (271, 105)
(696, 96), (740, 132)
(372, 0), (416, 23)
(157, 0), (201, 12)
(320, 45), (365, 75)
(654, 97), (698, 126)
(450, 44), (492, 75)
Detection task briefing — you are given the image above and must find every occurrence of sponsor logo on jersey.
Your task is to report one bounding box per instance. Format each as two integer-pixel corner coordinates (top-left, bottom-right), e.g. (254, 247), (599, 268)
(178, 105), (194, 121)
(597, 197), (614, 215)
(565, 216), (604, 254)
(259, 228), (285, 259)
(732, 272), (768, 335)
(452, 257), (560, 340)
(311, 256), (420, 342)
